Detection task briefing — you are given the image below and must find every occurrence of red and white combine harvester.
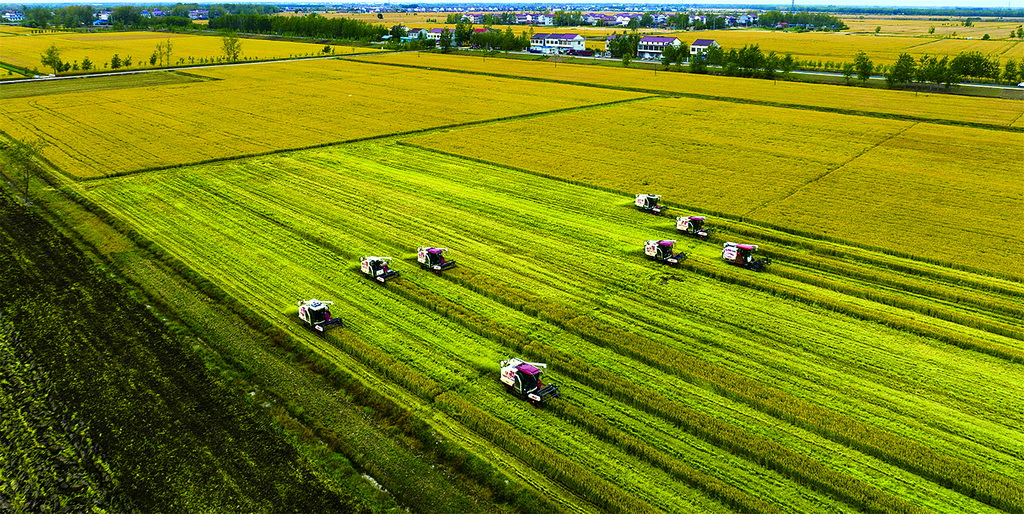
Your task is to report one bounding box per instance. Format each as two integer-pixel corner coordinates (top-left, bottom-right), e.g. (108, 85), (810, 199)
(722, 242), (771, 272)
(644, 240), (687, 266)
(676, 216), (710, 240)
(297, 299), (344, 335)
(417, 247), (456, 273)
(360, 256), (399, 283)
(635, 194), (664, 215)
(499, 358), (561, 406)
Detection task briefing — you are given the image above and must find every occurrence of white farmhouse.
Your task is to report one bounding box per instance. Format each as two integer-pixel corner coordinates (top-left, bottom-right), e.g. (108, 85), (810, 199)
(529, 33), (585, 54)
(690, 38), (720, 57)
(637, 36), (682, 60)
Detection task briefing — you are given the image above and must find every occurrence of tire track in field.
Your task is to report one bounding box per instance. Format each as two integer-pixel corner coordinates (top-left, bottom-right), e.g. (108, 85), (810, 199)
(742, 122), (918, 219)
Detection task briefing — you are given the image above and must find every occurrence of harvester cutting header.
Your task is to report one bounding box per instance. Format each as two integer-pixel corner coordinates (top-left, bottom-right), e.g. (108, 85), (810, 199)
(722, 242), (771, 272)
(360, 256), (399, 283)
(500, 358), (561, 406)
(297, 299), (344, 334)
(417, 247), (456, 273)
(644, 240), (687, 266)
(635, 194), (664, 215)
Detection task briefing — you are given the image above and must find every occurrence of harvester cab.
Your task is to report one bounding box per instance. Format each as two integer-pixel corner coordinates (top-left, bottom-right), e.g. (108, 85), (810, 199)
(360, 256), (399, 283)
(635, 194), (663, 215)
(499, 358), (561, 406)
(722, 242), (771, 272)
(297, 299), (344, 334)
(644, 240), (687, 266)
(417, 247), (456, 273)
(676, 216), (710, 240)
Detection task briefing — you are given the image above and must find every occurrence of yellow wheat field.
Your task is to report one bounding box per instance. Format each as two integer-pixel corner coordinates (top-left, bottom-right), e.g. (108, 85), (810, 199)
(407, 96), (1024, 275)
(350, 52), (1024, 126)
(0, 58), (642, 178)
(662, 29), (1023, 64)
(0, 31), (378, 72)
(842, 16), (1024, 39)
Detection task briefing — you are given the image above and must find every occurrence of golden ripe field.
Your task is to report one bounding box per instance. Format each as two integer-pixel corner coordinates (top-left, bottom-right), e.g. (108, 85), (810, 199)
(662, 28), (1024, 64)
(0, 58), (642, 178)
(406, 96), (1024, 276)
(0, 31), (376, 73)
(350, 52), (1024, 126)
(842, 15), (1024, 39)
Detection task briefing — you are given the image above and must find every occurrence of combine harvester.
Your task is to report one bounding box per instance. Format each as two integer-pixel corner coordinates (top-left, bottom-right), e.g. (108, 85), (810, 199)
(644, 240), (687, 266)
(416, 247), (456, 273)
(722, 242), (771, 271)
(634, 194), (664, 215)
(360, 256), (399, 283)
(297, 299), (344, 335)
(499, 358), (561, 406)
(676, 215), (711, 240)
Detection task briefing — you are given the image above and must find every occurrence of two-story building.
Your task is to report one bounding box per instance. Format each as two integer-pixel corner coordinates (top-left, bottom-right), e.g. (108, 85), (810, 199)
(426, 28), (448, 41)
(690, 38), (720, 57)
(530, 33), (585, 54)
(637, 36), (682, 60)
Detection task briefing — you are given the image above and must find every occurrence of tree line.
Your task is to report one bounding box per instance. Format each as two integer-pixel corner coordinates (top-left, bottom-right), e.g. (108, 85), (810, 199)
(17, 3), (280, 29)
(208, 13), (387, 41)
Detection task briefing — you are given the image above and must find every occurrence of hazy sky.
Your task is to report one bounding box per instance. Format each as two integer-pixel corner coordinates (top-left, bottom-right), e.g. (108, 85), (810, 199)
(7, 0), (1021, 7)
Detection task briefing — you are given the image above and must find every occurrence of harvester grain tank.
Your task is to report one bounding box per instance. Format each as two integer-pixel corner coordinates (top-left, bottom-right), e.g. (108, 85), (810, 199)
(635, 194), (664, 215)
(417, 247), (456, 273)
(297, 299), (344, 334)
(499, 358), (561, 405)
(721, 242), (771, 271)
(676, 216), (710, 240)
(360, 256), (399, 283)
(644, 240), (687, 266)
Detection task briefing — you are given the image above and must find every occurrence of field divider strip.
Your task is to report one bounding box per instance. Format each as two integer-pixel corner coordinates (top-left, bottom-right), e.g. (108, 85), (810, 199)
(743, 122), (919, 218)
(71, 95), (655, 182)
(397, 140), (1023, 285)
(341, 56), (1024, 134)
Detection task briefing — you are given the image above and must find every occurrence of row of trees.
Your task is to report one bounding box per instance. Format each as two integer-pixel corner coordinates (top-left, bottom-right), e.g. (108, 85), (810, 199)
(755, 10), (848, 31)
(885, 52), (1024, 88)
(18, 3), (281, 29)
(38, 34), (248, 75)
(209, 13), (387, 41)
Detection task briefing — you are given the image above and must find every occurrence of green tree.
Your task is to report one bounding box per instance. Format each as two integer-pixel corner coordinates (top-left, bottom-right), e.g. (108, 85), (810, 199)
(150, 51), (159, 66)
(640, 13), (654, 28)
(627, 17), (640, 31)
(454, 22), (474, 46)
(841, 62), (855, 84)
(779, 53), (796, 76)
(110, 5), (143, 27)
(123, 55), (133, 68)
(981, 34), (990, 40)
(439, 29), (453, 53)
(874, 26), (881, 34)
(661, 44), (677, 66)
(928, 26), (935, 34)
(40, 43), (64, 75)
(5, 139), (46, 201)
(389, 25), (406, 39)
(1003, 59), (1019, 84)
(24, 7), (53, 28)
(219, 35), (238, 61)
(886, 53), (916, 88)
(81, 56), (93, 71)
(110, 54), (122, 69)
(690, 55), (707, 73)
(54, 5), (95, 28)
(853, 51), (873, 82)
